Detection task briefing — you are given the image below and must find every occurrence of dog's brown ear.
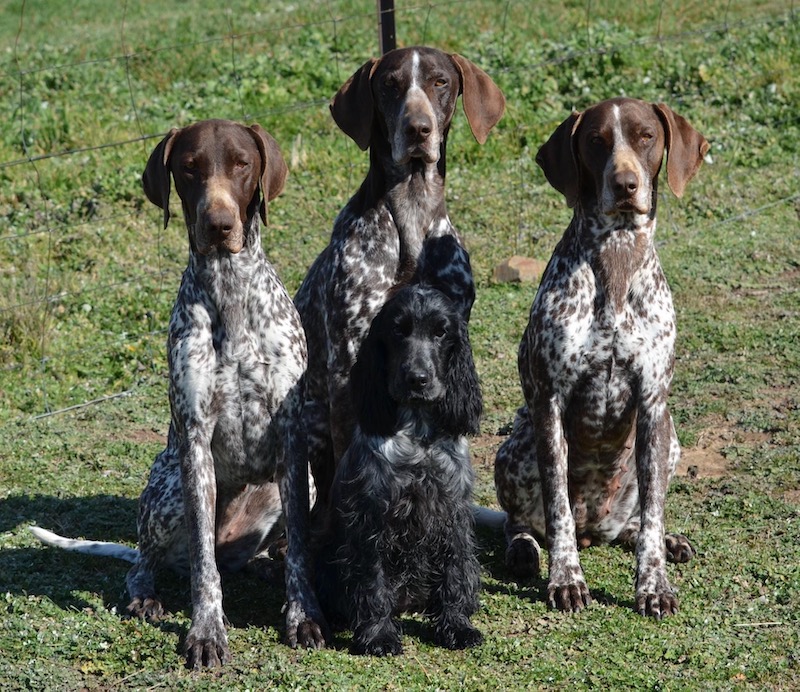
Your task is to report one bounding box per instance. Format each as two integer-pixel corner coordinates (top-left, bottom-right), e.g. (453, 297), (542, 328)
(450, 54), (505, 145)
(142, 128), (180, 229)
(536, 111), (583, 208)
(249, 123), (288, 224)
(330, 58), (380, 150)
(653, 103), (709, 198)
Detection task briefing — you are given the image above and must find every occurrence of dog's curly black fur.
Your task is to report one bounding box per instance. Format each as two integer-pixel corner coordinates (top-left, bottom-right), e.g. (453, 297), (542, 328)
(315, 285), (484, 656)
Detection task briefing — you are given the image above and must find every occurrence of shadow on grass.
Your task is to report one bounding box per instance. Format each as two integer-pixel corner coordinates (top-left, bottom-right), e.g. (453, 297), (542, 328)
(1, 491), (291, 648)
(474, 523), (636, 612)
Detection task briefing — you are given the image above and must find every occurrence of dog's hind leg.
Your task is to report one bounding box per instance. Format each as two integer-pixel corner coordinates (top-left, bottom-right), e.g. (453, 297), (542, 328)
(494, 409), (545, 579)
(127, 441), (189, 621)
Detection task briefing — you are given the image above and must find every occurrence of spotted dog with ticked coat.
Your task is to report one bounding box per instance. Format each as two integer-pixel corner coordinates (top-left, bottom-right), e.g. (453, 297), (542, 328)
(31, 119), (326, 668)
(495, 98), (708, 618)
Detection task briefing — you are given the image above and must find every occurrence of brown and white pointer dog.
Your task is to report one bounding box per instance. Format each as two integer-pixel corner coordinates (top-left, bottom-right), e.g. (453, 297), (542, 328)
(495, 98), (708, 619)
(31, 119), (326, 667)
(295, 46), (504, 511)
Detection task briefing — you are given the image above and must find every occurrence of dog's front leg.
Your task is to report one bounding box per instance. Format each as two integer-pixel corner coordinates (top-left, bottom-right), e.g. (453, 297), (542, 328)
(535, 397), (591, 612)
(634, 404), (679, 619)
(170, 313), (229, 668)
(279, 406), (328, 649)
(350, 566), (402, 657)
(180, 427), (229, 667)
(429, 513), (483, 650)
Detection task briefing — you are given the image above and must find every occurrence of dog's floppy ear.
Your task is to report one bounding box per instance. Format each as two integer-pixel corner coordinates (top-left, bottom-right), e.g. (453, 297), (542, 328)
(142, 128), (180, 229)
(248, 123), (289, 225)
(653, 103), (709, 198)
(330, 58), (380, 150)
(438, 318), (483, 436)
(350, 314), (397, 437)
(450, 54), (505, 145)
(535, 111), (583, 208)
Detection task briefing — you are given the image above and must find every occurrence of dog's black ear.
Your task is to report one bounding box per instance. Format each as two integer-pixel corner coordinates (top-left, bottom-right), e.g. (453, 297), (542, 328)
(248, 123), (289, 225)
(414, 234), (476, 322)
(351, 318), (396, 437)
(142, 128), (180, 229)
(330, 58), (379, 150)
(535, 111), (583, 208)
(438, 320), (482, 436)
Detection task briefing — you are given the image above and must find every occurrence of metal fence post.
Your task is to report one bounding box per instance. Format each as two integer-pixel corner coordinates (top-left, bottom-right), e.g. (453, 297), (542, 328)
(377, 0), (396, 54)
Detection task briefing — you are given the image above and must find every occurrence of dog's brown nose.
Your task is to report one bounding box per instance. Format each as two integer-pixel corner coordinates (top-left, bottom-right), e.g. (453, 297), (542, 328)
(404, 113), (433, 142)
(612, 170), (639, 198)
(206, 208), (236, 236)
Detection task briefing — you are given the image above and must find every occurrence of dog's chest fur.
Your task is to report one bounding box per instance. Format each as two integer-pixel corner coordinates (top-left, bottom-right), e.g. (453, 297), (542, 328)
(169, 244), (306, 486)
(527, 214), (676, 455)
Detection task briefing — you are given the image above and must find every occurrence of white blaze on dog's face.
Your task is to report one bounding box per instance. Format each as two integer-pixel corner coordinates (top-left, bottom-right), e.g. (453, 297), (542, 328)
(576, 99), (667, 219)
(375, 48), (460, 166)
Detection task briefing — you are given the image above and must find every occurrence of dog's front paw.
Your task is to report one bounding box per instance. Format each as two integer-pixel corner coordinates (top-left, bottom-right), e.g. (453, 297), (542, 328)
(184, 620), (230, 669)
(547, 580), (592, 613)
(665, 533), (696, 563)
(352, 622), (403, 657)
(505, 533), (542, 579)
(435, 622), (483, 650)
(285, 600), (328, 650)
(547, 560), (591, 613)
(635, 586), (679, 619)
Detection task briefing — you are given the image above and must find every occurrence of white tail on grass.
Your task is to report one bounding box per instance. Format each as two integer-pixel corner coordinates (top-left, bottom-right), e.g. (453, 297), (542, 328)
(29, 525), (139, 563)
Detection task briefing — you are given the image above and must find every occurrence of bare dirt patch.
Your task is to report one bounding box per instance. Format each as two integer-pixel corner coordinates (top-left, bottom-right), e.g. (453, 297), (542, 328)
(127, 427), (167, 445)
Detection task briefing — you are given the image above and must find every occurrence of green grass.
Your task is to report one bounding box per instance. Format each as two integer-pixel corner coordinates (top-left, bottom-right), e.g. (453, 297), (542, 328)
(1, 1), (799, 689)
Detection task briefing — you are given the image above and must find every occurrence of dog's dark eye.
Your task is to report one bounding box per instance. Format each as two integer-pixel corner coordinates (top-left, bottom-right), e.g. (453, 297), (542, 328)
(384, 76), (398, 91)
(234, 160), (250, 170)
(640, 131), (654, 143)
(434, 78), (447, 88)
(433, 324), (447, 339)
(589, 133), (604, 146)
(182, 161), (196, 175)
(393, 318), (412, 338)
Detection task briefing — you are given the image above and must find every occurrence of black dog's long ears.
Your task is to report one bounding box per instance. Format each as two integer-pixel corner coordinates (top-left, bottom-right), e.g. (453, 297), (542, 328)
(413, 234), (476, 322)
(437, 320), (482, 436)
(350, 320), (397, 437)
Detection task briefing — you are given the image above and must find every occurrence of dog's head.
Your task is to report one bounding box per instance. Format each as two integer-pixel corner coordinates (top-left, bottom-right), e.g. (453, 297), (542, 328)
(351, 285), (482, 438)
(330, 47), (505, 166)
(536, 98), (709, 217)
(142, 119), (288, 255)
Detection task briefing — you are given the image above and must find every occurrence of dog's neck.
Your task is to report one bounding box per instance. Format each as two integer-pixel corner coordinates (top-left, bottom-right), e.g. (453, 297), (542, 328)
(570, 195), (658, 317)
(188, 214), (264, 340)
(355, 136), (449, 282)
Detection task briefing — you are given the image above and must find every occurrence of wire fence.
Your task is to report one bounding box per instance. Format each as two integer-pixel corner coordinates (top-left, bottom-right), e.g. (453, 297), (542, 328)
(1, 0), (797, 424)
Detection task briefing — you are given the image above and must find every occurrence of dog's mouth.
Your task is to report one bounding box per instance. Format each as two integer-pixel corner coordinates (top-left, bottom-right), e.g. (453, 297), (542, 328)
(392, 384), (442, 408)
(605, 198), (651, 216)
(393, 143), (440, 166)
(194, 235), (245, 255)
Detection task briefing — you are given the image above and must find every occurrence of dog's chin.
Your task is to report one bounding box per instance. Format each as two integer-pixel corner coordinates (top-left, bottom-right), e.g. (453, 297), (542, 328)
(393, 147), (440, 167)
(194, 231), (245, 256)
(604, 200), (651, 218)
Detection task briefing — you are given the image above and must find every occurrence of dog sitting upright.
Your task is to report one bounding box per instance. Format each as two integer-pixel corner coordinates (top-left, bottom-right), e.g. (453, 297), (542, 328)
(295, 47), (504, 514)
(316, 285), (484, 656)
(31, 120), (326, 667)
(495, 98), (708, 618)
